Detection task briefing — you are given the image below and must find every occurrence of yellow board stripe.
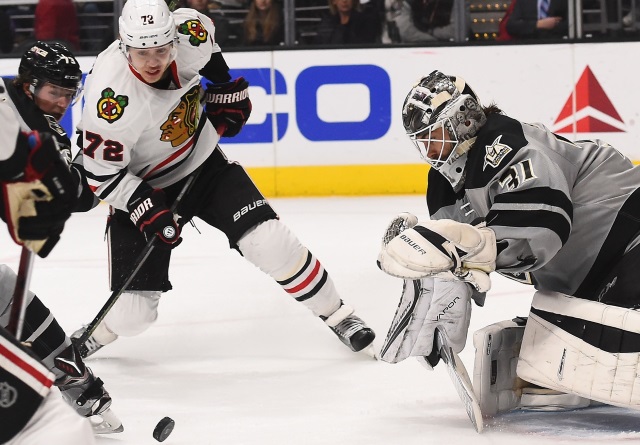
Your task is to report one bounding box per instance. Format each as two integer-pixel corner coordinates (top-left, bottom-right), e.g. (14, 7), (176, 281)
(245, 164), (430, 197)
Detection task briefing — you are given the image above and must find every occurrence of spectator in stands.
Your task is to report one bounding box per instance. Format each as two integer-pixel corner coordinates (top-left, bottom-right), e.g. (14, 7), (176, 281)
(386, 0), (456, 43)
(186, 0), (233, 46)
(315, 0), (381, 44)
(242, 0), (284, 46)
(0, 8), (15, 53)
(505, 0), (567, 39)
(496, 0), (516, 41)
(34, 0), (80, 50)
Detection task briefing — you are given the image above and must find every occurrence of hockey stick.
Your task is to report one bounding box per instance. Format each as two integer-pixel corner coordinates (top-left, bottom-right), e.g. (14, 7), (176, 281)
(418, 328), (484, 433)
(72, 166), (203, 353)
(7, 247), (36, 340)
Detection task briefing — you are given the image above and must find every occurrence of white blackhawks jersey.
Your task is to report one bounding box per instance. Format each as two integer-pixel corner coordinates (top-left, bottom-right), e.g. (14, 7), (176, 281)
(79, 8), (222, 211)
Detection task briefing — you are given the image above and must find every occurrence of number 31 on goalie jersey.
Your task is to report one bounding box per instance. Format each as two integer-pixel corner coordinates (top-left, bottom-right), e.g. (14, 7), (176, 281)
(498, 159), (536, 191)
(84, 131), (124, 162)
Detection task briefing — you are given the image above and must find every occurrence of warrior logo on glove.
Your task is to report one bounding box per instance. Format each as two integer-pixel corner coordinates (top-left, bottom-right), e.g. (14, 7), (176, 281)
(204, 77), (252, 138)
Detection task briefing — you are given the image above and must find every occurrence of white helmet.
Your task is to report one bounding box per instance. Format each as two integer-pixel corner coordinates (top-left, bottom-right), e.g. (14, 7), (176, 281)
(402, 70), (486, 191)
(119, 0), (176, 49)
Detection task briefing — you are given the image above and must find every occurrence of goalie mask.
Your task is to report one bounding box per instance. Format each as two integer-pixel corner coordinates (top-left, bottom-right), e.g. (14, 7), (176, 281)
(402, 71), (486, 190)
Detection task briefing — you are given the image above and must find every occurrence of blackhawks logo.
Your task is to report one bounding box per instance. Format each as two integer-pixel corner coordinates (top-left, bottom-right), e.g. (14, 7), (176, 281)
(97, 88), (129, 123)
(178, 19), (208, 46)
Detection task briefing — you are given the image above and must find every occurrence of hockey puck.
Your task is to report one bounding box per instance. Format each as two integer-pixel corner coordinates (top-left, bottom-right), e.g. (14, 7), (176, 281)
(153, 417), (175, 442)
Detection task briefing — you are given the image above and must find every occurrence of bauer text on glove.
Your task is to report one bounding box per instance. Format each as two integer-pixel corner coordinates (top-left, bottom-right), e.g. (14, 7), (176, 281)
(378, 219), (496, 291)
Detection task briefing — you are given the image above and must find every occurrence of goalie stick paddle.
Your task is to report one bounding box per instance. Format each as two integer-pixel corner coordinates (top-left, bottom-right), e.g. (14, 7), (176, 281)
(72, 165), (203, 353)
(431, 328), (484, 433)
(7, 247), (35, 340)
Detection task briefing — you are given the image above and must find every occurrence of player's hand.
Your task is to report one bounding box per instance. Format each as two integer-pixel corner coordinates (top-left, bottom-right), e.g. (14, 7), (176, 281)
(204, 77), (252, 137)
(1, 131), (77, 257)
(127, 186), (181, 249)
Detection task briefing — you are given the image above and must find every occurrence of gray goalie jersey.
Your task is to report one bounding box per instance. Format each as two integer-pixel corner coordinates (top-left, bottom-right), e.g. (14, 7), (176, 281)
(427, 113), (640, 299)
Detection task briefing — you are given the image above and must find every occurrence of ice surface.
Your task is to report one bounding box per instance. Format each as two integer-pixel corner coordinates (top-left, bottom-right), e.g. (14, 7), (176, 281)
(2, 195), (639, 444)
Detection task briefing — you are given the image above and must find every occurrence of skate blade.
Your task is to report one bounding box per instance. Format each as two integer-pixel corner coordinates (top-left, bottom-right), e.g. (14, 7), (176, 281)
(359, 344), (378, 360)
(89, 408), (124, 434)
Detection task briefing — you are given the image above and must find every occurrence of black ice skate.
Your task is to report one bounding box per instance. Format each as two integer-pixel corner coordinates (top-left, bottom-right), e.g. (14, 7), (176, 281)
(322, 303), (375, 353)
(55, 345), (123, 434)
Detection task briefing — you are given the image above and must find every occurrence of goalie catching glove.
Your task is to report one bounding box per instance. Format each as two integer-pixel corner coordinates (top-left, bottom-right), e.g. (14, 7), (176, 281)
(378, 215), (497, 292)
(204, 77), (252, 137)
(127, 185), (181, 249)
(1, 131), (77, 257)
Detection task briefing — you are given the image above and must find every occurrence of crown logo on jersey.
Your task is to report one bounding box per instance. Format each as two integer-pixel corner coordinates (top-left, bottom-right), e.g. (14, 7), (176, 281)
(97, 88), (129, 123)
(483, 135), (512, 170)
(178, 19), (208, 46)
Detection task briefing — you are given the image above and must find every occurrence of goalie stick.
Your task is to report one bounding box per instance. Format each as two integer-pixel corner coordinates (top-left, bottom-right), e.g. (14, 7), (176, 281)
(7, 247), (35, 340)
(418, 328), (484, 433)
(72, 164), (203, 355)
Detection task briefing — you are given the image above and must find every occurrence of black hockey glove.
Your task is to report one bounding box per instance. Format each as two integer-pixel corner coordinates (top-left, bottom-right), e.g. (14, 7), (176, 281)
(204, 77), (252, 138)
(0, 131), (77, 258)
(127, 185), (181, 249)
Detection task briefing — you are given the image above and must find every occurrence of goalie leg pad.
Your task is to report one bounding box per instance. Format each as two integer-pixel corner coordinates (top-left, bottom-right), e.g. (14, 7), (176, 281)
(474, 317), (591, 416)
(517, 291), (640, 409)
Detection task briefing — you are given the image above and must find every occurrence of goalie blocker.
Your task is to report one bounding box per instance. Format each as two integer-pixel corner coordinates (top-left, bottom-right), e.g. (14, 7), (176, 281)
(473, 291), (640, 416)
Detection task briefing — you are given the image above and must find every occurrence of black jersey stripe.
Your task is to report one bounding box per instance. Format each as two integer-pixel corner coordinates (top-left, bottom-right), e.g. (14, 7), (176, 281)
(295, 269), (329, 302)
(531, 306), (640, 353)
(487, 209), (572, 244)
(277, 250), (313, 286)
(97, 169), (128, 200)
(575, 187), (640, 300)
(493, 187), (574, 219)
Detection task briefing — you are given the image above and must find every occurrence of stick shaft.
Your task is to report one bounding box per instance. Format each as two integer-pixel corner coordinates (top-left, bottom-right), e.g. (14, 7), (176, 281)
(7, 247), (35, 340)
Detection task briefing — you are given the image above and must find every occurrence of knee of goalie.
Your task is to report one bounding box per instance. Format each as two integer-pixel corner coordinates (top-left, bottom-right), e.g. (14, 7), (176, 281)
(103, 291), (161, 337)
(517, 291), (640, 409)
(472, 317), (527, 416)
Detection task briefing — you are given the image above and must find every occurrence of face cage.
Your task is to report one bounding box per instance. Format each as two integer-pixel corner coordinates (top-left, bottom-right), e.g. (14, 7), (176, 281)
(30, 79), (84, 106)
(408, 118), (460, 170)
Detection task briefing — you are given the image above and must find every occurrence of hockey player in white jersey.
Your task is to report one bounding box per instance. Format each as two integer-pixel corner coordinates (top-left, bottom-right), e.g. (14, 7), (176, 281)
(0, 42), (122, 434)
(0, 102), (97, 444)
(72, 0), (375, 358)
(377, 70), (640, 417)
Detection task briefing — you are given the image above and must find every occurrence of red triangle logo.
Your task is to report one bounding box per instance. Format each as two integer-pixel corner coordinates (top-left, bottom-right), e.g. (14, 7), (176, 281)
(554, 66), (624, 133)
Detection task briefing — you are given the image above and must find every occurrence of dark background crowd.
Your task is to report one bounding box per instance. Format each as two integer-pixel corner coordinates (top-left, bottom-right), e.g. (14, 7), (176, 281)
(0, 0), (637, 56)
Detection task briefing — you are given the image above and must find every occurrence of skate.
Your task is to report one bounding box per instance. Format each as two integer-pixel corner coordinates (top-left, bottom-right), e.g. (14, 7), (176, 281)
(71, 324), (118, 359)
(322, 303), (376, 353)
(57, 366), (124, 434)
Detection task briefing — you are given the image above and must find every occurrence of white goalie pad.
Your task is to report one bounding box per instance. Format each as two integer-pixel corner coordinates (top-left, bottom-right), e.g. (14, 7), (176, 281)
(378, 219), (496, 292)
(473, 317), (591, 416)
(379, 277), (472, 364)
(517, 291), (640, 410)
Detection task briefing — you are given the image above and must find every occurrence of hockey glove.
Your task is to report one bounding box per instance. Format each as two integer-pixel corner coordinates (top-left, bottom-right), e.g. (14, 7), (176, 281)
(378, 218), (496, 292)
(127, 185), (181, 249)
(204, 77), (252, 137)
(1, 131), (77, 258)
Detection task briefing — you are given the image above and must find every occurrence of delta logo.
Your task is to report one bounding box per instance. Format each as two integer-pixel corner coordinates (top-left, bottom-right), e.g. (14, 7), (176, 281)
(553, 66), (625, 134)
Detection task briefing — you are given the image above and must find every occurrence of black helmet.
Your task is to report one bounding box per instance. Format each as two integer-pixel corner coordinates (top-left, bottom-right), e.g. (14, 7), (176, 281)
(19, 41), (82, 91)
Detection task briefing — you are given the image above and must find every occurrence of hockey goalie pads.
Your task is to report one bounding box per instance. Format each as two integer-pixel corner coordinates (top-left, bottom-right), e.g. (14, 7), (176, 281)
(517, 291), (640, 410)
(472, 317), (591, 416)
(379, 277), (472, 366)
(378, 219), (497, 292)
